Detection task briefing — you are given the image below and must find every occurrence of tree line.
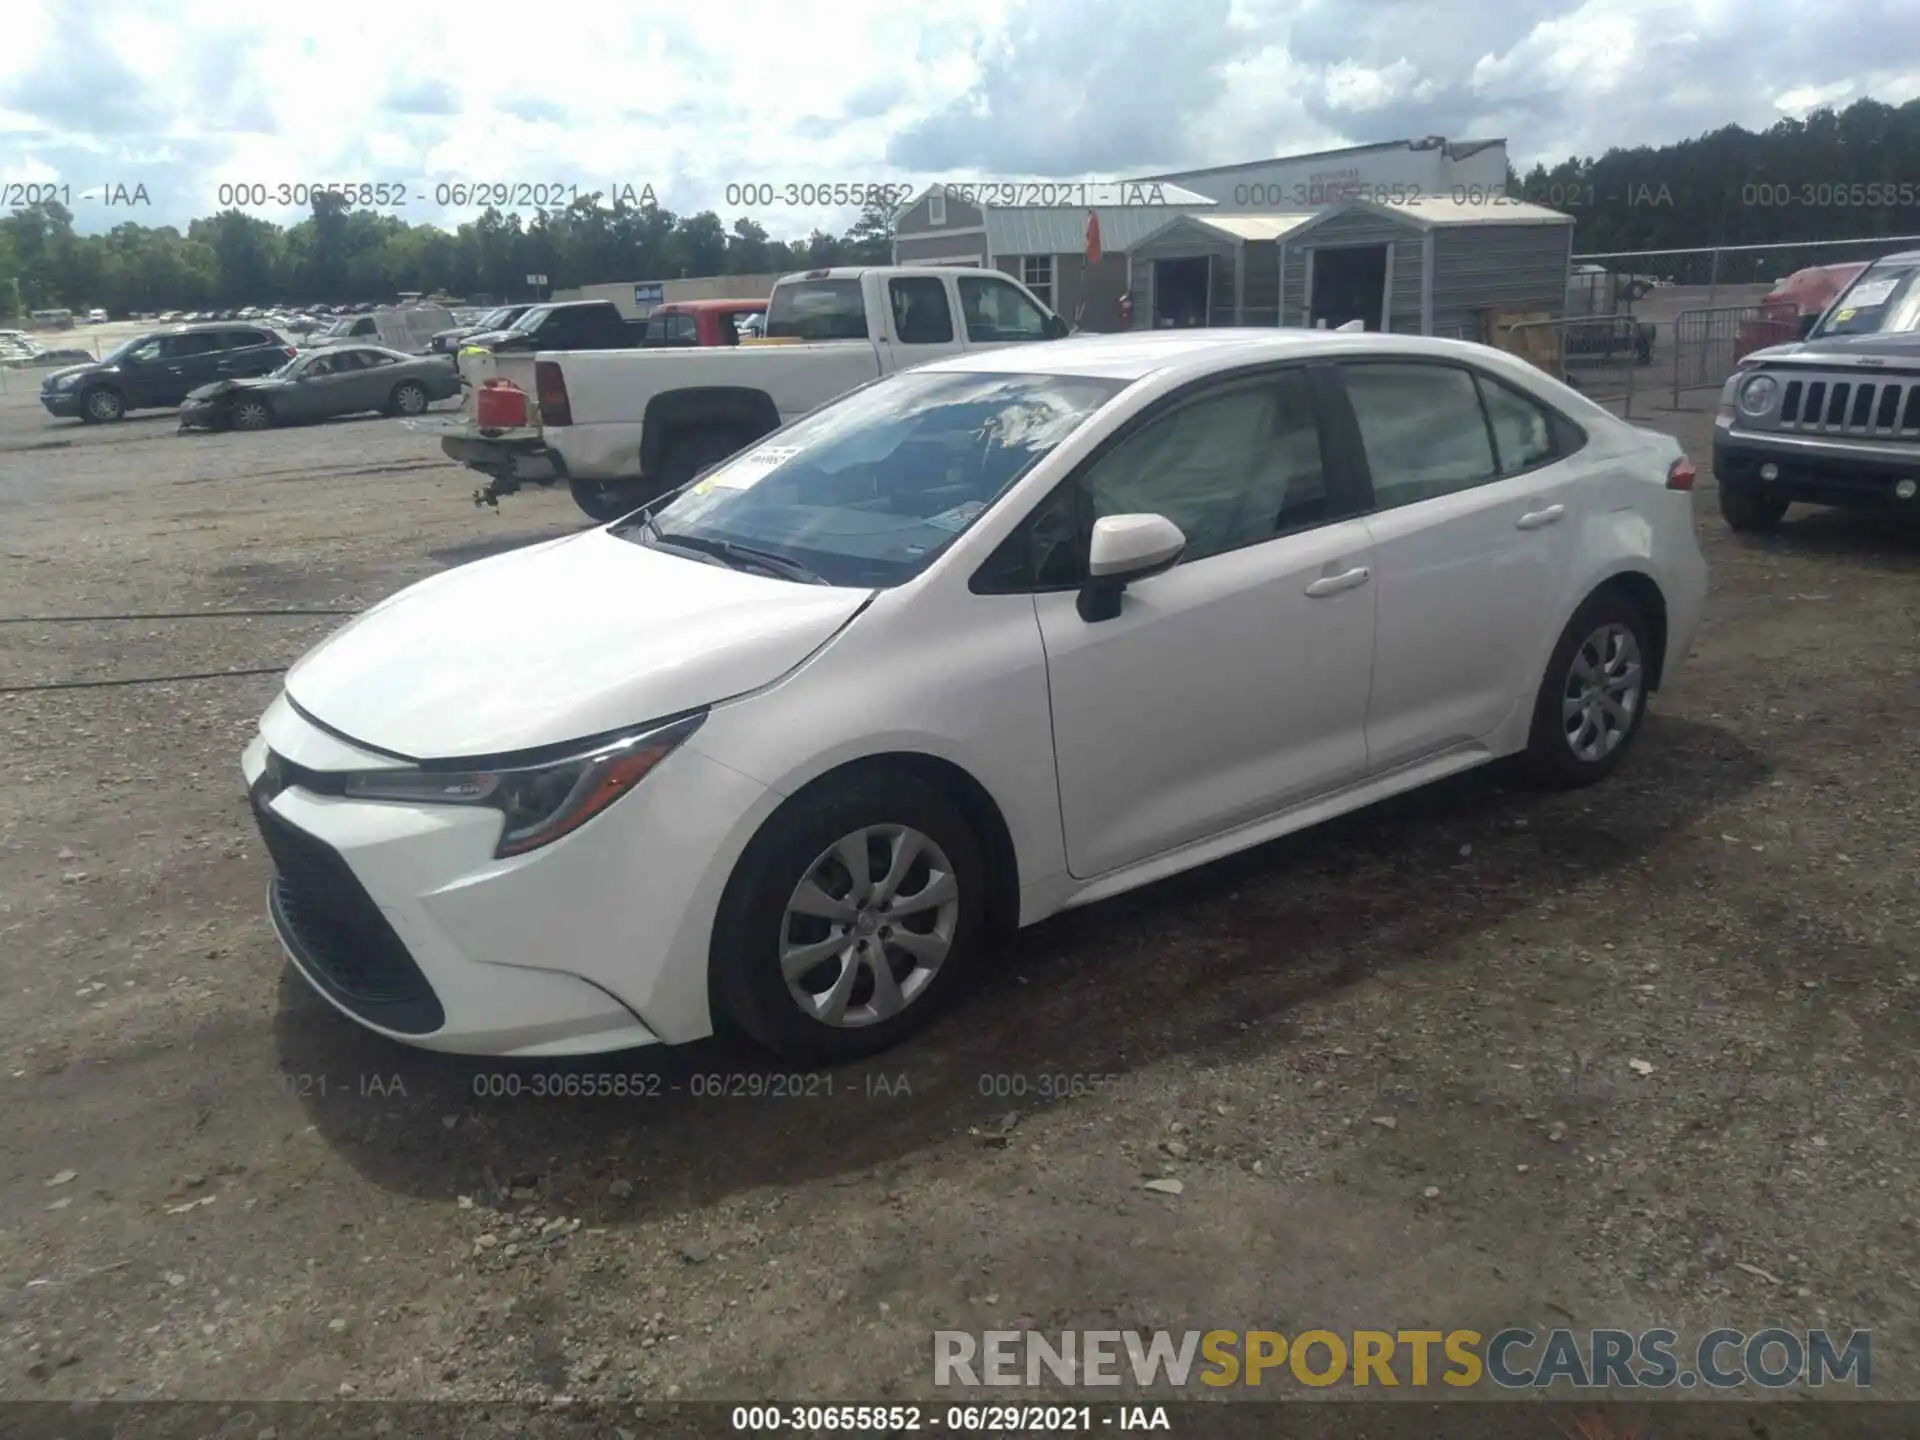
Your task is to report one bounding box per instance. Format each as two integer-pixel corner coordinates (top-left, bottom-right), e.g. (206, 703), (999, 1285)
(9, 95), (1920, 316)
(1512, 96), (1920, 277)
(0, 190), (896, 318)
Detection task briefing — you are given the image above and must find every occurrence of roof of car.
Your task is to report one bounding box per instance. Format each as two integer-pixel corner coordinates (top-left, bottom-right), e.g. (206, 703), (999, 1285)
(147, 320), (281, 336)
(921, 328), (1500, 382)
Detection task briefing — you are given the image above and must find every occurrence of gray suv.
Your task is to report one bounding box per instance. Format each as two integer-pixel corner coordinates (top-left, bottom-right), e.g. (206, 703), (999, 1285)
(1714, 250), (1920, 529)
(40, 322), (295, 422)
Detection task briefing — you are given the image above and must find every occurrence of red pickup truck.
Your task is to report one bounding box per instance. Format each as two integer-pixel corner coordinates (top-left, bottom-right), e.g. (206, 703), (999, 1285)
(641, 299), (767, 347)
(1734, 262), (1869, 362)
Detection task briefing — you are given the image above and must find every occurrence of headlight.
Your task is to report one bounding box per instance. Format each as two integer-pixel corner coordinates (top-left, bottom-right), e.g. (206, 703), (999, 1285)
(1738, 374), (1778, 415)
(54, 372), (81, 389)
(338, 712), (704, 857)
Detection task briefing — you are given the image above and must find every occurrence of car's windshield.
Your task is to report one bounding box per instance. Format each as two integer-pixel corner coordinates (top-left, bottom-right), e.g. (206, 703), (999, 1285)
(623, 370), (1126, 588)
(474, 307), (513, 329)
(1812, 266), (1920, 336)
(99, 334), (150, 363)
(507, 306), (550, 333)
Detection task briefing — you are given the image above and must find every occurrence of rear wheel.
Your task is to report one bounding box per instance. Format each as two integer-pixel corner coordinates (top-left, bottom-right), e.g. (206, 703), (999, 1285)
(568, 477), (662, 523)
(80, 386), (126, 423)
(230, 396), (275, 431)
(1515, 590), (1653, 790)
(389, 381), (430, 416)
(1718, 478), (1789, 532)
(710, 769), (988, 1065)
(662, 429), (751, 488)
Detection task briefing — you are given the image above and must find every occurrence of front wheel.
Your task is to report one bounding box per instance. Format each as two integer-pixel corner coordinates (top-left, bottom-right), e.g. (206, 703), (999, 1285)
(230, 396), (275, 431)
(1718, 478), (1789, 532)
(80, 386), (126, 423)
(710, 769), (988, 1065)
(1514, 591), (1653, 790)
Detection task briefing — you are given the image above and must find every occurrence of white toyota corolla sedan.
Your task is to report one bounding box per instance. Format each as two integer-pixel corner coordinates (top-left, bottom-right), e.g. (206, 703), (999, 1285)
(242, 329), (1708, 1064)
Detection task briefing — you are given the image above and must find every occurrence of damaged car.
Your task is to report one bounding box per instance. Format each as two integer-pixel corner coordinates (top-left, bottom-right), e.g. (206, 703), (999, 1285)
(180, 344), (462, 432)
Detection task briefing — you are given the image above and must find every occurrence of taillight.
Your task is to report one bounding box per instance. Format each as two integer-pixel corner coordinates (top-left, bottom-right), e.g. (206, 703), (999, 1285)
(1666, 456), (1697, 491)
(283, 347), (297, 358)
(535, 360), (572, 426)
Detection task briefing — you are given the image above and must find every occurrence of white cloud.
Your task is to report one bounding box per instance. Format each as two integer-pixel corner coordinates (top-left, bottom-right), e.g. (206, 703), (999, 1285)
(4, 0), (1920, 237)
(1325, 60), (1432, 112)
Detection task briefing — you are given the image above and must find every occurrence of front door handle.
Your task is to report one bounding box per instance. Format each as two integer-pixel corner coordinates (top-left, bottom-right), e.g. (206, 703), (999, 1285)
(1517, 504), (1566, 530)
(1305, 565), (1370, 597)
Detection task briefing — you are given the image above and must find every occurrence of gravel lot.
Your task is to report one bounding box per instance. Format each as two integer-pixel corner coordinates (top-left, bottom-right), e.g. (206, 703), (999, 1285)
(0, 380), (1916, 1415)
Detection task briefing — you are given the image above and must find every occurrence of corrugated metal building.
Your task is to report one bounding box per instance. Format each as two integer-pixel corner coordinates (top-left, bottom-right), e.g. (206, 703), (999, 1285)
(890, 138), (1525, 332)
(1127, 198), (1573, 336)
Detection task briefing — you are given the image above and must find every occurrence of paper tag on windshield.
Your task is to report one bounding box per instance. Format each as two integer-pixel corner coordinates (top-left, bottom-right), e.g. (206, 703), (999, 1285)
(923, 499), (987, 532)
(1841, 278), (1898, 310)
(706, 445), (800, 488)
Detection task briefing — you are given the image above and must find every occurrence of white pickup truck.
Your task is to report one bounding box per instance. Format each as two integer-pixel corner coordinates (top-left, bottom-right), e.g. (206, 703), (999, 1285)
(443, 265), (1069, 519)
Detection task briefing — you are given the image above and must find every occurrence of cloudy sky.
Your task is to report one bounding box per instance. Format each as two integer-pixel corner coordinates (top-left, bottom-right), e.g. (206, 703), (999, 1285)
(4, 0), (1919, 238)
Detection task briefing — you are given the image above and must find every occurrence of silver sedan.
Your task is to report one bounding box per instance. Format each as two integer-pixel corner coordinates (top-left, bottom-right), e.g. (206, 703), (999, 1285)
(179, 344), (462, 431)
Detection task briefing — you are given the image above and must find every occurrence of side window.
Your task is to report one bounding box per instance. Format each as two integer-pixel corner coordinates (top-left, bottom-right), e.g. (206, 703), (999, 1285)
(1078, 373), (1325, 565)
(360, 350), (399, 367)
(889, 277), (954, 345)
(956, 275), (1050, 343)
(232, 329), (271, 350)
(126, 339), (164, 363)
(1339, 362), (1498, 510)
(665, 314), (698, 345)
(350, 317), (375, 336)
(304, 353), (337, 376)
(1474, 373), (1565, 475)
(162, 332), (220, 359)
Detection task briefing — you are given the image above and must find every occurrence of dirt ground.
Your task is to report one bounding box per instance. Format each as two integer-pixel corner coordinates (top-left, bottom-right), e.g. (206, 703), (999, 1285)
(0, 378), (1916, 1419)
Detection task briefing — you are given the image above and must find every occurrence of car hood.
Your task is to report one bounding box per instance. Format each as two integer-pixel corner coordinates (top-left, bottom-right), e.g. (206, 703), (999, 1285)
(283, 527), (873, 759)
(185, 376), (287, 400)
(42, 361), (109, 388)
(1744, 331), (1920, 366)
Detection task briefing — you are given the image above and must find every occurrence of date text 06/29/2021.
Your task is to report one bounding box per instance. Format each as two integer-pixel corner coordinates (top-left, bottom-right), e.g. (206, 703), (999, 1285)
(209, 182), (658, 211)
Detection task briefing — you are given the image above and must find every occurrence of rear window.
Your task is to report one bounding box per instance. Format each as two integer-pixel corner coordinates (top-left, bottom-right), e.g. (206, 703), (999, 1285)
(766, 280), (867, 341)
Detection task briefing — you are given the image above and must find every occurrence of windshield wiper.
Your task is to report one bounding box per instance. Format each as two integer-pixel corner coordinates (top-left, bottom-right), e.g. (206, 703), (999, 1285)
(651, 532), (829, 584)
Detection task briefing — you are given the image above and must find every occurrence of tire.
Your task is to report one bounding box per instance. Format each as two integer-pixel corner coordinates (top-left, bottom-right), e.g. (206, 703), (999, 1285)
(79, 386), (126, 423)
(710, 768), (989, 1065)
(568, 476), (661, 523)
(230, 396), (275, 431)
(389, 381), (430, 416)
(662, 429), (751, 488)
(1514, 589), (1655, 790)
(1718, 478), (1789, 532)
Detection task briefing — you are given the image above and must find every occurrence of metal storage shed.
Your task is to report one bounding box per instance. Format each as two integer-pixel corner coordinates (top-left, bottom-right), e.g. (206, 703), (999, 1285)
(1129, 198), (1573, 336)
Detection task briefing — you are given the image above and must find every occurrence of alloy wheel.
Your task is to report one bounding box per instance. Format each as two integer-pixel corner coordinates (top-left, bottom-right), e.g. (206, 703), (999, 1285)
(396, 383), (428, 414)
(779, 824), (960, 1028)
(1562, 622), (1643, 763)
(233, 400), (271, 430)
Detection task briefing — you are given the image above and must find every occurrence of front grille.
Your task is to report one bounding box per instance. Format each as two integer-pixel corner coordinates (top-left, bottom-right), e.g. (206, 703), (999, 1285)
(251, 780), (445, 1034)
(1772, 373), (1920, 437)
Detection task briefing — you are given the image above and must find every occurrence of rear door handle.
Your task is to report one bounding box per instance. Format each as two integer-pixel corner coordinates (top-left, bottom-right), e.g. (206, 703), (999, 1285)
(1305, 566), (1370, 597)
(1517, 504), (1566, 529)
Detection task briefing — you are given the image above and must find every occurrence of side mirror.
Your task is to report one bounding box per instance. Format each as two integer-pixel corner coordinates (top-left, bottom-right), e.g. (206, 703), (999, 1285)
(1044, 313), (1070, 340)
(1078, 513), (1186, 622)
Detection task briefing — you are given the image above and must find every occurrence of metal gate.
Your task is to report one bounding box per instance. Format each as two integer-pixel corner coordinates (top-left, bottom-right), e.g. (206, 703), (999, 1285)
(1670, 305), (1796, 407)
